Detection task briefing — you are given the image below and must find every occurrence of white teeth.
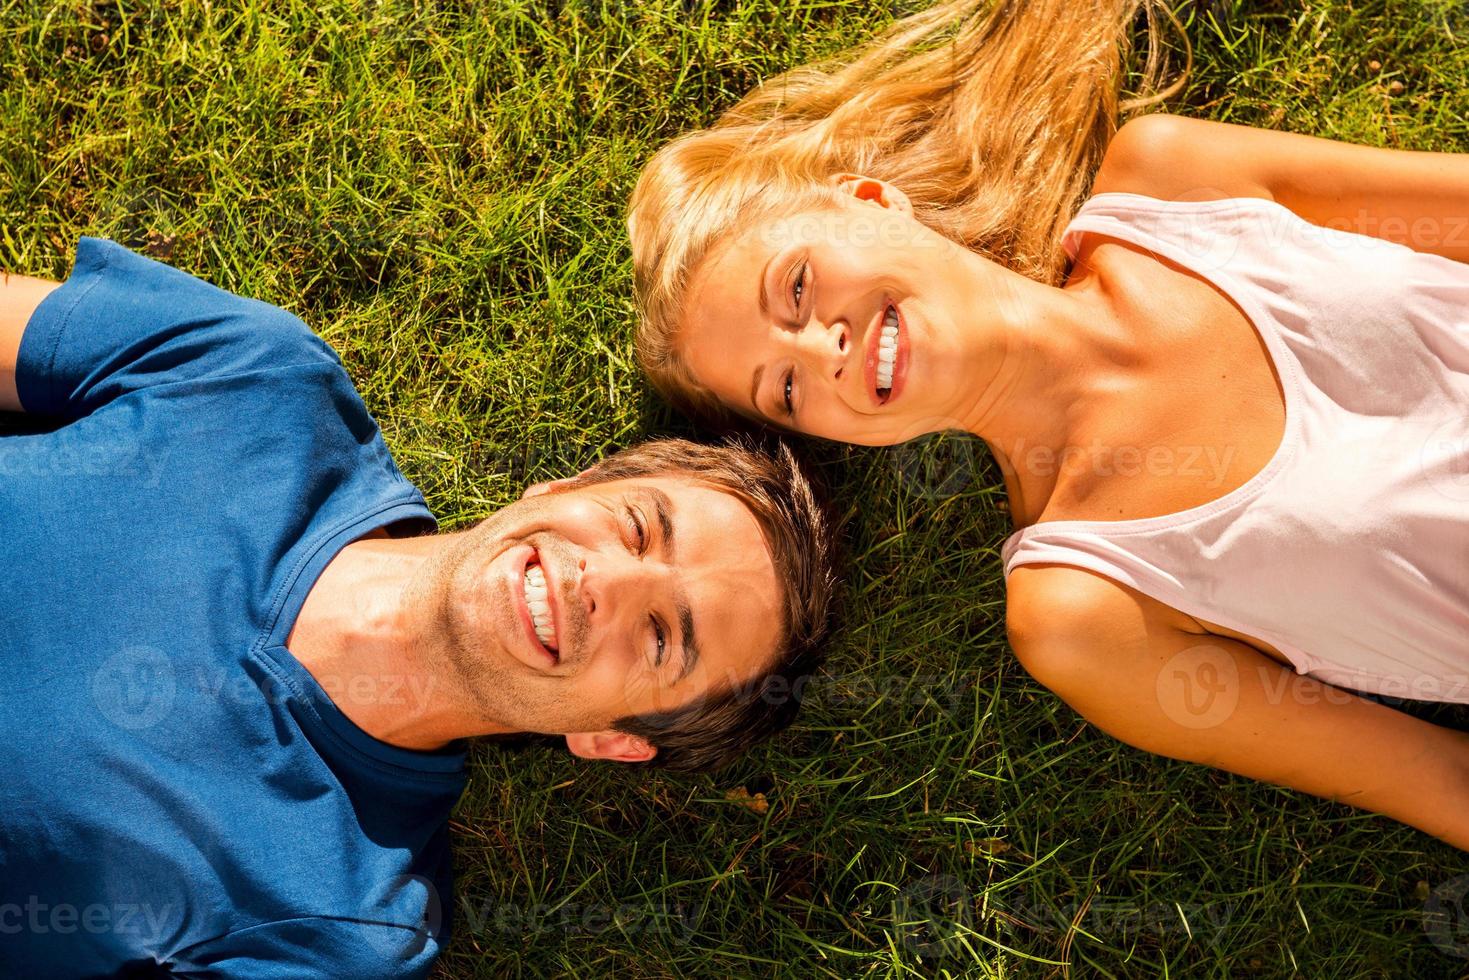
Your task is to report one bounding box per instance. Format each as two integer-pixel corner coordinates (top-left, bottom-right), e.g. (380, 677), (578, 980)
(876, 313), (898, 391)
(523, 564), (555, 649)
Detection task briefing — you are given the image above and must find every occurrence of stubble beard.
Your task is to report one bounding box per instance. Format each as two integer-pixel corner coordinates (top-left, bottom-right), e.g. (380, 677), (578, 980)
(409, 513), (519, 731)
(411, 503), (590, 736)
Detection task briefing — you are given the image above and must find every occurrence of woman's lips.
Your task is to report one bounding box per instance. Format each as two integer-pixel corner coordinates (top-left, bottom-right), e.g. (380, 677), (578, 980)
(864, 302), (910, 407)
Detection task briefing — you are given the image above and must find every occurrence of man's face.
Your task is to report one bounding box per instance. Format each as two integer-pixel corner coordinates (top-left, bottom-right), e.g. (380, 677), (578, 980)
(427, 474), (784, 759)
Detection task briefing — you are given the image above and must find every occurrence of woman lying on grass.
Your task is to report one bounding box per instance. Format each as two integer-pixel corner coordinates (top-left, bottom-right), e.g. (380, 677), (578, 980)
(626, 0), (1469, 850)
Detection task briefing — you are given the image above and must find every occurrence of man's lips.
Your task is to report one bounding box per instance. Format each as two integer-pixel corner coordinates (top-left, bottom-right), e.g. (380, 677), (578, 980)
(511, 544), (561, 670)
(863, 301), (910, 408)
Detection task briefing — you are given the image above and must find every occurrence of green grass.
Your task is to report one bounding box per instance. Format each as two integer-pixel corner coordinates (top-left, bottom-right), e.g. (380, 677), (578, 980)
(4, 0), (1469, 976)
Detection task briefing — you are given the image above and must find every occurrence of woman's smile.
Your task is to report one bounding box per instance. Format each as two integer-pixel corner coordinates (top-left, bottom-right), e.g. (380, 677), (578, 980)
(865, 301), (910, 407)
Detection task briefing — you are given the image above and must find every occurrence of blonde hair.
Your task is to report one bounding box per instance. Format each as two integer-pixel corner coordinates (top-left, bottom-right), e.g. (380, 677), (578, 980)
(627, 0), (1190, 423)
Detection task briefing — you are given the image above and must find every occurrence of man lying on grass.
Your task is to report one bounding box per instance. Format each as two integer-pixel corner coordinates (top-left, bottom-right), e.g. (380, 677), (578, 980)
(0, 237), (839, 977)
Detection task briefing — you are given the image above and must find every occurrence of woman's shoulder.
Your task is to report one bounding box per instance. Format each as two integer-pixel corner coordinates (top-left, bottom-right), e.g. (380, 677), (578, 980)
(1091, 113), (1276, 204)
(1004, 560), (1202, 653)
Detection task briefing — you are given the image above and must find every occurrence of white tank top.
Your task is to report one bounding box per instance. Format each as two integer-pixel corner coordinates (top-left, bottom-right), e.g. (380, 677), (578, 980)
(1001, 192), (1469, 703)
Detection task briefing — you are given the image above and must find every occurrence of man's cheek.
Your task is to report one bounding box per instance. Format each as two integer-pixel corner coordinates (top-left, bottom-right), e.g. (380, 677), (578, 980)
(615, 662), (672, 719)
(540, 500), (609, 552)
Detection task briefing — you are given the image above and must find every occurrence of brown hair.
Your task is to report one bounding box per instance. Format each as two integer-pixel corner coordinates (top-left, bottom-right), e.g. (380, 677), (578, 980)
(560, 435), (842, 772)
(627, 0), (1190, 424)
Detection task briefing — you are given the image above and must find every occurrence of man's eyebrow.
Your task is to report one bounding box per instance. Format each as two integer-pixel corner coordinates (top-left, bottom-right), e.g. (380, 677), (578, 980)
(676, 603), (700, 684)
(645, 487), (700, 684)
(646, 486), (674, 547)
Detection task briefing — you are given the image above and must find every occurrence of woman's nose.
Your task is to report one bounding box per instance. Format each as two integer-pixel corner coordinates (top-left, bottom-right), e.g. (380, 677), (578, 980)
(800, 318), (849, 381)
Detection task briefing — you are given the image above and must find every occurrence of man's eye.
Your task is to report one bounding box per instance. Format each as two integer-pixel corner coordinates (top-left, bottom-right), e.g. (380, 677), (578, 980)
(791, 261), (806, 310)
(651, 616), (666, 668)
(782, 370), (795, 417)
(626, 507), (648, 554)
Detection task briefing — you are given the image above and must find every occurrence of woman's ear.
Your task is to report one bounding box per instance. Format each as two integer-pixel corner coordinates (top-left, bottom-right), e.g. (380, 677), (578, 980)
(830, 173), (913, 215)
(564, 731), (658, 764)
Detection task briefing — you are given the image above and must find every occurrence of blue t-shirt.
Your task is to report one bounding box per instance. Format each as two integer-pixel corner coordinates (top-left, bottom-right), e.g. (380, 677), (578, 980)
(0, 238), (469, 977)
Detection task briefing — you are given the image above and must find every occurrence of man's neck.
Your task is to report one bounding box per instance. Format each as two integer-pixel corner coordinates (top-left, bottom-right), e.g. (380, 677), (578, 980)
(285, 531), (514, 751)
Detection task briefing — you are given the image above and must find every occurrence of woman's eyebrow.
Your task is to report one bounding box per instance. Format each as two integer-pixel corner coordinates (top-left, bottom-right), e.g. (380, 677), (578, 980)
(749, 363), (765, 416)
(758, 252), (773, 317)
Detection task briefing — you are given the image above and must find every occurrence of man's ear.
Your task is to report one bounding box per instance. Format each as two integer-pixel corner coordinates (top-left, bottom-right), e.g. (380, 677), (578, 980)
(831, 173), (913, 215)
(521, 473), (587, 499)
(564, 731), (658, 764)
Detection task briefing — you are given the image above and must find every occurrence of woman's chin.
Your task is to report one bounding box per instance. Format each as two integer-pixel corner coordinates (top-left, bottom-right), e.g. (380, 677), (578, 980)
(828, 417), (932, 448)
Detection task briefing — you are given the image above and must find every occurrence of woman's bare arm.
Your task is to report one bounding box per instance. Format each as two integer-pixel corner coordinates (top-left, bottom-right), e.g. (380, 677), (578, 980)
(1097, 112), (1469, 264)
(0, 272), (61, 412)
(1007, 563), (1469, 851)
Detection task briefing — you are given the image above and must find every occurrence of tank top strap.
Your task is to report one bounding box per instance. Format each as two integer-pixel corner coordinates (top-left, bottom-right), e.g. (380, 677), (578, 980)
(1000, 528), (1165, 591)
(1061, 191), (1286, 277)
(999, 523), (1320, 677)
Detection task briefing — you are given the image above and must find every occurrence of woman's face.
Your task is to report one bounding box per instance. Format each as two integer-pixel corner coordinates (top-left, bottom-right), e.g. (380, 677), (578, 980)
(679, 181), (1003, 446)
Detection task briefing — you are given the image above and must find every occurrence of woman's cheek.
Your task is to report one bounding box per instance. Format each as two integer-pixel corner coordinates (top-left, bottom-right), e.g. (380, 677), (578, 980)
(816, 400), (853, 442)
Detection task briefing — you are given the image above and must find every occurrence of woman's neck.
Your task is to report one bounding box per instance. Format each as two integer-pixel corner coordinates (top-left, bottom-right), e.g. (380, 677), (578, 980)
(956, 252), (1145, 529)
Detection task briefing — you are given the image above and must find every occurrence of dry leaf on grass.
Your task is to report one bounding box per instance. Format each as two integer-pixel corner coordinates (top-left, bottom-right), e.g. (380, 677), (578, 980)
(725, 787), (769, 815)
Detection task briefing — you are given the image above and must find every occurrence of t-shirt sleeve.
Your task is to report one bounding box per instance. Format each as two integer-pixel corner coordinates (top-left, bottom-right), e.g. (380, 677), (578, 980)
(166, 917), (444, 979)
(15, 237), (342, 417)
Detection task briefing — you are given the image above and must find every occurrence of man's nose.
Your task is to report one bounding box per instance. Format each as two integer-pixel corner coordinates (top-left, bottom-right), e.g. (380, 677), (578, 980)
(575, 555), (598, 620)
(577, 551), (658, 626)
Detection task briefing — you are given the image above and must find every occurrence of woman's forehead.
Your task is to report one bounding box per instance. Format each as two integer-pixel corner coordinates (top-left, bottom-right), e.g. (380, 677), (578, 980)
(689, 201), (855, 292)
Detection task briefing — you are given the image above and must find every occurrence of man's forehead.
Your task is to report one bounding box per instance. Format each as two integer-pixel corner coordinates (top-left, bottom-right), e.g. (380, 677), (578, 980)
(583, 476), (772, 563)
(588, 475), (754, 524)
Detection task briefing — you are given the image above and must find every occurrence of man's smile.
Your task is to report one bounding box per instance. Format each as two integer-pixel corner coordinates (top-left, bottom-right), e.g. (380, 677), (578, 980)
(510, 543), (562, 670)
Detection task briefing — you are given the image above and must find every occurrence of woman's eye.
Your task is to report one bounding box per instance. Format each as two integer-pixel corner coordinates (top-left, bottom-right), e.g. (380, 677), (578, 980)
(651, 617), (666, 667)
(782, 370), (794, 416)
(791, 262), (806, 310)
